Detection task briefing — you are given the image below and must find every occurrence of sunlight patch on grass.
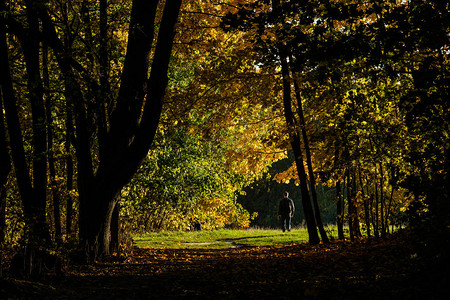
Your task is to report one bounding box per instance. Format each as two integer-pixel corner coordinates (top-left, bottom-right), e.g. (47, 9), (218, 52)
(133, 227), (311, 249)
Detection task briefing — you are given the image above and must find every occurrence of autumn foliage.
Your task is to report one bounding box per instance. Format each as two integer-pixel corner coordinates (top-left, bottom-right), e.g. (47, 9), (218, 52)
(0, 1), (448, 295)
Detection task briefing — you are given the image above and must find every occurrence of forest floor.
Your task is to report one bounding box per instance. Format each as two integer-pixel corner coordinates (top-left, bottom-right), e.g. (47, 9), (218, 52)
(1, 229), (448, 299)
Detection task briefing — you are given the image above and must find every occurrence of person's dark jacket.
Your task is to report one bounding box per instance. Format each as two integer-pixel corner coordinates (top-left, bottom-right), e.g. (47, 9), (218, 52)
(278, 197), (295, 217)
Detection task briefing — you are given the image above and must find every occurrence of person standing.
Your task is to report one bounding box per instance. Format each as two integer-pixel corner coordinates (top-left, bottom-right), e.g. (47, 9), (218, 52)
(278, 191), (295, 232)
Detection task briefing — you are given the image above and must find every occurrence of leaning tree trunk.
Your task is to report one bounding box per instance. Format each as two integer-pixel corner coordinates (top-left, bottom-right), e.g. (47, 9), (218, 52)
(0, 13), (11, 247)
(43, 45), (62, 246)
(0, 78), (11, 250)
(0, 105), (7, 278)
(279, 51), (320, 245)
(292, 76), (330, 244)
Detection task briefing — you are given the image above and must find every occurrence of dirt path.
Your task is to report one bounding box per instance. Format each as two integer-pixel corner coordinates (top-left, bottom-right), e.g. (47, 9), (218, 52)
(1, 233), (447, 299)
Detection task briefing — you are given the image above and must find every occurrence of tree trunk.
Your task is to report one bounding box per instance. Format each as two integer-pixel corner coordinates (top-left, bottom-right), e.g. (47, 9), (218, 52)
(98, 0), (109, 161)
(65, 116), (74, 237)
(333, 144), (344, 240)
(21, 0), (50, 247)
(43, 45), (62, 246)
(3, 0), (51, 247)
(109, 201), (120, 254)
(379, 163), (386, 237)
(0, 11), (11, 249)
(336, 180), (344, 240)
(374, 167), (380, 238)
(385, 184), (395, 233)
(346, 169), (355, 241)
(1, 0), (52, 275)
(0, 86), (11, 249)
(359, 166), (371, 237)
(279, 52), (319, 245)
(352, 170), (362, 237)
(292, 76), (329, 243)
(79, 0), (182, 260)
(36, 0), (181, 260)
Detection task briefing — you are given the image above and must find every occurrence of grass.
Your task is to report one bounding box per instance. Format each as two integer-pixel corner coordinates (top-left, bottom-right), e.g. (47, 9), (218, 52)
(133, 227), (321, 249)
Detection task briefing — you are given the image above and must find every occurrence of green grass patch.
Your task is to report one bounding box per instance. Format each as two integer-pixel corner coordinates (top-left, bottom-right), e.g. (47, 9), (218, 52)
(133, 227), (316, 249)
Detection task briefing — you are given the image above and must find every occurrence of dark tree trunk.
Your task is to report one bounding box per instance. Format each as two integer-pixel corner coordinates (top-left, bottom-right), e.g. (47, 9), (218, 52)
(98, 0), (109, 161)
(0, 182), (6, 247)
(3, 0), (50, 247)
(333, 144), (344, 240)
(79, 0), (182, 260)
(1, 0), (52, 276)
(0, 4), (11, 249)
(352, 170), (362, 237)
(0, 86), (11, 249)
(336, 180), (344, 240)
(109, 201), (120, 254)
(379, 163), (386, 237)
(279, 52), (319, 245)
(0, 2), (33, 230)
(346, 169), (355, 241)
(292, 76), (329, 244)
(21, 0), (50, 247)
(43, 45), (62, 246)
(359, 166), (371, 237)
(373, 166), (380, 238)
(385, 184), (395, 233)
(65, 104), (74, 237)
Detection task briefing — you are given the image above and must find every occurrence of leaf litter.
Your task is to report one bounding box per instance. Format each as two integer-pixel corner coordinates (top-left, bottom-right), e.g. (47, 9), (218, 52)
(1, 230), (447, 299)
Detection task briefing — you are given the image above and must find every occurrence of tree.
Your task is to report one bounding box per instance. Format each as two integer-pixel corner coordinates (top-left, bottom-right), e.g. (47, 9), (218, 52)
(1, 0), (183, 262)
(57, 0), (182, 259)
(121, 127), (254, 232)
(0, 0), (12, 248)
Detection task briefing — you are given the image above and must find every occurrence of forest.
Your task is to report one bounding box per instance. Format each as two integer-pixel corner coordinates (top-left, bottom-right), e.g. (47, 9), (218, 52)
(0, 0), (448, 298)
